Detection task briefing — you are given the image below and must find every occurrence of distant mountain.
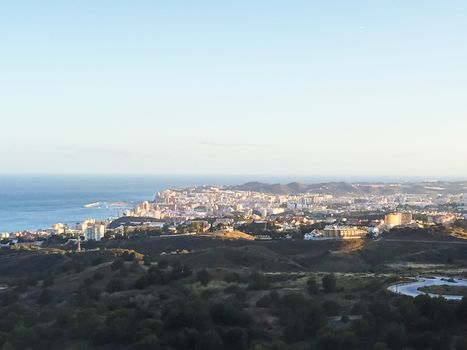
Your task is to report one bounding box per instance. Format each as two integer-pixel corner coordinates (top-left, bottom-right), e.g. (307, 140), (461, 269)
(227, 181), (467, 195)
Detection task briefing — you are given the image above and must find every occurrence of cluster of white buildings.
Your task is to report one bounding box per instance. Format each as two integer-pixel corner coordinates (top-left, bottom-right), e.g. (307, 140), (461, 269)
(125, 187), (299, 222)
(2, 186), (464, 244)
(50, 219), (107, 241)
(123, 187), (465, 225)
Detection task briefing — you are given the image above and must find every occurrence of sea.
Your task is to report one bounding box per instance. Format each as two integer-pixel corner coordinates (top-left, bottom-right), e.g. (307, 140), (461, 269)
(0, 175), (253, 232)
(0, 174), (456, 232)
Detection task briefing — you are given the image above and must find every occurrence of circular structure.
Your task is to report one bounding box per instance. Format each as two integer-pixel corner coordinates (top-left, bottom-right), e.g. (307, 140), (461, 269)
(388, 277), (467, 301)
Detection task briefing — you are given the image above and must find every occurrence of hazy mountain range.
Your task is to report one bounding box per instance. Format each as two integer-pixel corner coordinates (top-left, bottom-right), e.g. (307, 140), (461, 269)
(227, 181), (467, 196)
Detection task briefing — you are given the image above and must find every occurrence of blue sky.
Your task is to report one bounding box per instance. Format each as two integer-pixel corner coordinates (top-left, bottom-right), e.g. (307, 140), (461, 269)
(1, 1), (466, 177)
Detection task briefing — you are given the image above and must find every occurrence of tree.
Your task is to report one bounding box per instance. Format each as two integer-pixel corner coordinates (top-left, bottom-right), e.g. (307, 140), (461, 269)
(107, 278), (125, 293)
(163, 298), (212, 331)
(248, 272), (270, 291)
(43, 277), (54, 287)
(136, 334), (160, 350)
(221, 327), (248, 350)
(157, 258), (168, 269)
(143, 255), (152, 266)
(1, 291), (19, 306)
(210, 302), (250, 327)
(196, 270), (211, 286)
(111, 257), (124, 270)
(322, 300), (342, 316)
(322, 274), (337, 293)
(307, 277), (320, 295)
(38, 289), (54, 305)
(197, 329), (223, 350)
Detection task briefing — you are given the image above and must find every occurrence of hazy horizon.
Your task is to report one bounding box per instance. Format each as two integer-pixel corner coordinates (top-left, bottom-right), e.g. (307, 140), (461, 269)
(1, 1), (466, 176)
(0, 173), (465, 183)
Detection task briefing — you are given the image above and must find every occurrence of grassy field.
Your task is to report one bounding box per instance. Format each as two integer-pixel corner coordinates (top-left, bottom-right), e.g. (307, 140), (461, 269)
(418, 284), (467, 297)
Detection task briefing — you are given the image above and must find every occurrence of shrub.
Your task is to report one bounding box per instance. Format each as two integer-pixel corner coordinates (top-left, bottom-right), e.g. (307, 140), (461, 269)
(224, 272), (242, 283)
(43, 277), (54, 287)
(111, 258), (124, 270)
(248, 272), (270, 291)
(322, 274), (337, 293)
(38, 289), (54, 305)
(196, 270), (211, 286)
(210, 302), (250, 327)
(307, 277), (320, 295)
(256, 291), (280, 308)
(107, 278), (125, 293)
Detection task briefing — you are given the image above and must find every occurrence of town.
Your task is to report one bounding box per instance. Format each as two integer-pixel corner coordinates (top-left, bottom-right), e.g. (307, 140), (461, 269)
(2, 182), (466, 248)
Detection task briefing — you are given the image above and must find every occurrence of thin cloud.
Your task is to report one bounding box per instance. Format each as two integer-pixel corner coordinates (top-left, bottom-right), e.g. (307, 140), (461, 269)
(199, 142), (271, 148)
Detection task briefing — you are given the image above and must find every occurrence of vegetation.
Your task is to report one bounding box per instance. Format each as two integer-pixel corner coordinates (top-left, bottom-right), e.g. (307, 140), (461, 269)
(0, 234), (467, 349)
(419, 285), (467, 297)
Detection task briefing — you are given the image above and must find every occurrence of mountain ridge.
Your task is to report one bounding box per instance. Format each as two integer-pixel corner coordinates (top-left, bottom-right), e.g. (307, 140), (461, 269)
(226, 180), (466, 195)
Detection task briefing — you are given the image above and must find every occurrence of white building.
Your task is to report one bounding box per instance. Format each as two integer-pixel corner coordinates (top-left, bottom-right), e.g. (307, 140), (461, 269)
(85, 223), (106, 241)
(304, 230), (323, 240)
(323, 225), (364, 239)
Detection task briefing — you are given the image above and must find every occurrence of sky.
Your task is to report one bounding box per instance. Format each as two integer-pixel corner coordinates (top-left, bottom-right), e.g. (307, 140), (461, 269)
(0, 0), (466, 178)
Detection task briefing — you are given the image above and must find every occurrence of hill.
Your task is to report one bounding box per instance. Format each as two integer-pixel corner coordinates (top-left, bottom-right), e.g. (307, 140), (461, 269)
(198, 230), (255, 240)
(227, 180), (467, 195)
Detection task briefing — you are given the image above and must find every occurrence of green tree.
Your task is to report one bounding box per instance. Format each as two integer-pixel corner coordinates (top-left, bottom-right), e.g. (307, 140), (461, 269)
(221, 327), (248, 350)
(322, 274), (337, 293)
(107, 278), (125, 293)
(38, 289), (54, 305)
(136, 334), (160, 350)
(43, 277), (54, 287)
(307, 277), (320, 295)
(196, 270), (211, 286)
(248, 272), (270, 290)
(111, 257), (125, 270)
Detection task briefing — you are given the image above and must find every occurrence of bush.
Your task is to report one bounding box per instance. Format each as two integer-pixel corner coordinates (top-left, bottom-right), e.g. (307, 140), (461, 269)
(107, 278), (125, 293)
(322, 274), (337, 293)
(1, 291), (19, 306)
(210, 302), (250, 327)
(38, 289), (54, 305)
(221, 327), (248, 350)
(248, 272), (270, 291)
(307, 277), (320, 295)
(196, 270), (211, 286)
(157, 258), (168, 269)
(87, 287), (101, 301)
(322, 300), (342, 316)
(93, 271), (105, 281)
(129, 261), (141, 272)
(92, 257), (106, 266)
(256, 291), (280, 308)
(224, 272), (242, 283)
(43, 277), (54, 287)
(111, 258), (124, 270)
(162, 298), (212, 330)
(136, 334), (160, 350)
(143, 255), (152, 266)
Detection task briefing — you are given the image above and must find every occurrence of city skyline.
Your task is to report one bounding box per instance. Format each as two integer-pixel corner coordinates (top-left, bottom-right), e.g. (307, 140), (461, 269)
(1, 1), (466, 176)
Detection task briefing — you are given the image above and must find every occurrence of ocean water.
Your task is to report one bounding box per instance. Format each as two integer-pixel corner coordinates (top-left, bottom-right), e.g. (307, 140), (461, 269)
(0, 175), (255, 232)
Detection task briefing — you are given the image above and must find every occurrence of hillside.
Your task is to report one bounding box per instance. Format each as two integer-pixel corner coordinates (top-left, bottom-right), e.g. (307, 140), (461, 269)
(1, 233), (467, 349)
(198, 230), (255, 240)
